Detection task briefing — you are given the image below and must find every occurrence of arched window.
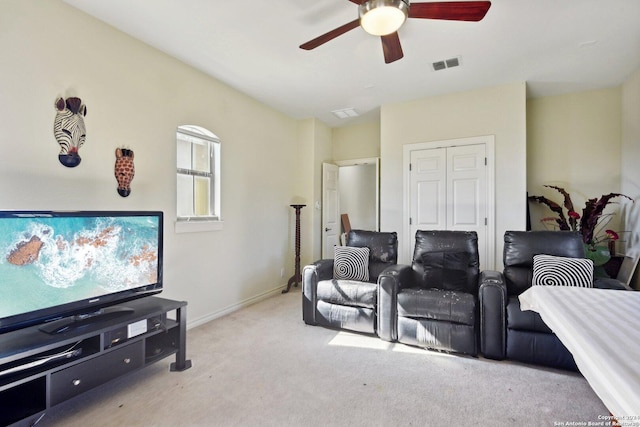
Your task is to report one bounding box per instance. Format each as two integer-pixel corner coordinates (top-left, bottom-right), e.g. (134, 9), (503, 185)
(176, 125), (221, 223)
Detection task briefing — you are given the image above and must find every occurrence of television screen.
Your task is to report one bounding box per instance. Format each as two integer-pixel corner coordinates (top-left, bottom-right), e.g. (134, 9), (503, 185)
(0, 211), (163, 334)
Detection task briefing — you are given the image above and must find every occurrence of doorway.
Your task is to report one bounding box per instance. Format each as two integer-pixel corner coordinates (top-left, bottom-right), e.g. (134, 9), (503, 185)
(337, 159), (379, 232)
(322, 158), (380, 258)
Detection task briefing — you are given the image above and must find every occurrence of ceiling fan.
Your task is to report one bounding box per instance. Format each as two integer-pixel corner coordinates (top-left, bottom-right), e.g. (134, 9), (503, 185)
(299, 0), (491, 64)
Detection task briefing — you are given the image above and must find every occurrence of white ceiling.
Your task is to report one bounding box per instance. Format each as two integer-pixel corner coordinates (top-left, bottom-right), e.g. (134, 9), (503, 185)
(63, 0), (640, 127)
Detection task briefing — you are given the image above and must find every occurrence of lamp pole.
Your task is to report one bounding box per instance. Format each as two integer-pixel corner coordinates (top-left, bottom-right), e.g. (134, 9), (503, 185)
(283, 204), (306, 294)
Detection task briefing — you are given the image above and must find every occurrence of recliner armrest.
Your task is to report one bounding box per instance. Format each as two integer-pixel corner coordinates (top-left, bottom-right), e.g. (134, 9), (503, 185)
(302, 259), (335, 325)
(312, 259), (334, 281)
(593, 277), (633, 291)
(479, 270), (508, 360)
(377, 264), (413, 341)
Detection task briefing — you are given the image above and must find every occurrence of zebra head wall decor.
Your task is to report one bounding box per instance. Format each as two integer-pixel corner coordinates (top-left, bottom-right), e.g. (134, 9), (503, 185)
(53, 97), (87, 168)
(114, 148), (135, 197)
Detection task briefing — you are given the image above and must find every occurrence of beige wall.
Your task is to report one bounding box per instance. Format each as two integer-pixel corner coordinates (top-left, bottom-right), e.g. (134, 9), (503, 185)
(5, 1), (639, 324)
(330, 77), (640, 281)
(332, 121), (380, 161)
(295, 120), (316, 268)
(527, 88), (623, 236)
(296, 119), (332, 265)
(621, 68), (640, 288)
(0, 0), (300, 326)
(380, 82), (527, 267)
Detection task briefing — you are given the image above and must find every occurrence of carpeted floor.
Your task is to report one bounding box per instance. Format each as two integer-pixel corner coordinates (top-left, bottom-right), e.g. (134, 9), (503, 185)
(41, 289), (609, 426)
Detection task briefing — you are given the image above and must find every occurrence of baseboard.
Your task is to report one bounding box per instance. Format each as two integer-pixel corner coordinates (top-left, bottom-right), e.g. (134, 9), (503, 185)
(186, 284), (286, 330)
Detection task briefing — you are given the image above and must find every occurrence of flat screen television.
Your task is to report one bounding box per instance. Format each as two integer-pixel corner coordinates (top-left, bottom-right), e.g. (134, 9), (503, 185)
(0, 211), (163, 335)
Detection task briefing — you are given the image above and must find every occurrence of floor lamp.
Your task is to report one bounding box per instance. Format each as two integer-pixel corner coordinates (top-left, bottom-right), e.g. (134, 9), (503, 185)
(283, 204), (305, 294)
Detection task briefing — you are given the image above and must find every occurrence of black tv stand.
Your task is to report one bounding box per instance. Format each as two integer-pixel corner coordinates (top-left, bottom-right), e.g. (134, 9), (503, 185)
(39, 305), (135, 335)
(0, 297), (190, 427)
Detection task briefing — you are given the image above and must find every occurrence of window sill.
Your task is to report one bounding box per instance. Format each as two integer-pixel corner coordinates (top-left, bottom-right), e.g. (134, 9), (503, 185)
(174, 220), (224, 233)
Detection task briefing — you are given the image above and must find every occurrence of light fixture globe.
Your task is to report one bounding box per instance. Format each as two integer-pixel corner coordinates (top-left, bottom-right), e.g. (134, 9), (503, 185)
(359, 0), (409, 36)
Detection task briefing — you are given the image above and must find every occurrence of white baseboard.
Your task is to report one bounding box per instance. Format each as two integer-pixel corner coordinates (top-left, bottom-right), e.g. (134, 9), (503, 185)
(186, 284), (286, 330)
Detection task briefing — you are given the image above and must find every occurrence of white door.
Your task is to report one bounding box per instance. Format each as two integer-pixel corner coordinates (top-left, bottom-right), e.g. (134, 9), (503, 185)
(406, 139), (493, 269)
(446, 144), (488, 268)
(409, 148), (447, 240)
(322, 163), (340, 259)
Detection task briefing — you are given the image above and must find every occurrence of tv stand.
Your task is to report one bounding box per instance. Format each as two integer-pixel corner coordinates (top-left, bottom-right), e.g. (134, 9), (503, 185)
(39, 305), (135, 335)
(0, 297), (191, 427)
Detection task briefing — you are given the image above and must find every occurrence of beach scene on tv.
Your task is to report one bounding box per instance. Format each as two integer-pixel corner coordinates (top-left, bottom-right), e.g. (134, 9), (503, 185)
(0, 215), (160, 318)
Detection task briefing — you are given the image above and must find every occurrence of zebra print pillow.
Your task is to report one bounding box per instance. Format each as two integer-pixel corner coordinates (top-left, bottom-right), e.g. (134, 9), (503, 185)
(334, 246), (370, 282)
(532, 254), (594, 288)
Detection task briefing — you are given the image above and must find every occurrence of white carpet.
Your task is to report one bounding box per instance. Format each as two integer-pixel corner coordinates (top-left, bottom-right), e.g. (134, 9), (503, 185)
(42, 289), (609, 426)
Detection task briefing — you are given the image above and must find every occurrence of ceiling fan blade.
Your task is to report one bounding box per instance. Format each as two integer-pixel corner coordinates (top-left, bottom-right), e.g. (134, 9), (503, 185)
(381, 32), (404, 64)
(299, 19), (361, 50)
(409, 1), (491, 21)
(348, 0), (366, 4)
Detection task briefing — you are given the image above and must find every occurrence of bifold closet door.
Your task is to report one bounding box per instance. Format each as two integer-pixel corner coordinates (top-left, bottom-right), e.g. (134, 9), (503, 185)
(409, 144), (487, 268)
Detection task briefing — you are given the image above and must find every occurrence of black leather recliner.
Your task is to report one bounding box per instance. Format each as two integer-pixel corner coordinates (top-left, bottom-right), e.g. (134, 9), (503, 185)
(479, 231), (629, 371)
(378, 230), (480, 356)
(302, 230), (398, 335)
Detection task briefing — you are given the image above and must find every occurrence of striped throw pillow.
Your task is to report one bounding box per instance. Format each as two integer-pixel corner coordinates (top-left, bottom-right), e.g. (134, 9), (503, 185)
(334, 246), (370, 281)
(532, 254), (594, 288)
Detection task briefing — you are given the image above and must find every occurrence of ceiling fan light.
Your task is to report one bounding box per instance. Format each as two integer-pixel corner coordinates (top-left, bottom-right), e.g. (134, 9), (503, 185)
(359, 0), (409, 36)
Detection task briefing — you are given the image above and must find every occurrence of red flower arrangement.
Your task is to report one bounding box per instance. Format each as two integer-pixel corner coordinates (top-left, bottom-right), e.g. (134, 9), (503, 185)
(528, 185), (632, 249)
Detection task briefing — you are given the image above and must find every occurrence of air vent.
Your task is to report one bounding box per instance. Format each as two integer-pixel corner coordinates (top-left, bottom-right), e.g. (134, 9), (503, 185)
(446, 57), (459, 68)
(432, 56), (461, 71)
(331, 108), (359, 119)
(432, 61), (447, 71)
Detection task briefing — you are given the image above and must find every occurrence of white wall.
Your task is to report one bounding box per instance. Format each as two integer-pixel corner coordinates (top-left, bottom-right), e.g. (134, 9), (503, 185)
(621, 68), (640, 288)
(380, 82), (527, 268)
(0, 0), (299, 326)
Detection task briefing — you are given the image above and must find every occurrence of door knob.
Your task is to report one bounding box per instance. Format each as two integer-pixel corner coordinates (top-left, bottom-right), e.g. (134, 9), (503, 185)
(325, 227), (330, 232)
